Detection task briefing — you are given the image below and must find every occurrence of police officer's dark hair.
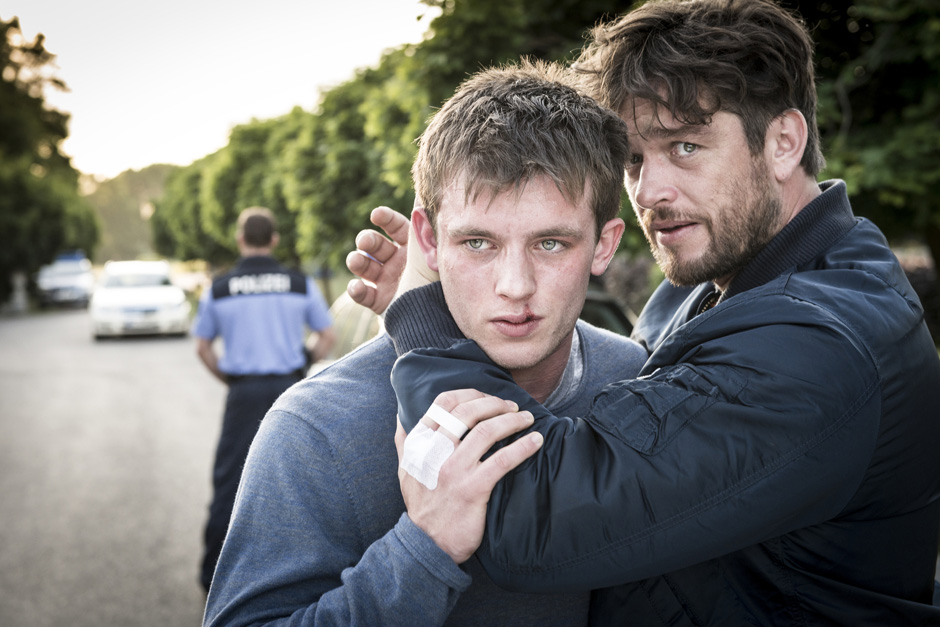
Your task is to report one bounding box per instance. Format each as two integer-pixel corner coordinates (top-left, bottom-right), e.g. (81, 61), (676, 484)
(575, 0), (825, 176)
(412, 58), (631, 240)
(237, 207), (277, 248)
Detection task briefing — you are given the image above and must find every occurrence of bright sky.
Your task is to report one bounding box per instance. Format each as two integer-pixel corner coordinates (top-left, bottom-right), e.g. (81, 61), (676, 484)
(6, 0), (438, 180)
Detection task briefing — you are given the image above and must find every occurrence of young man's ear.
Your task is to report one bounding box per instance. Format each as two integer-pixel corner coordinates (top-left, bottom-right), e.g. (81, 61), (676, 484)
(591, 218), (626, 276)
(411, 207), (440, 272)
(767, 109), (808, 183)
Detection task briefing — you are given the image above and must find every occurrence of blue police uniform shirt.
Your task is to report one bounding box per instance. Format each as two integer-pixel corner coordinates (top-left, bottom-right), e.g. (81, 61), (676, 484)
(193, 256), (332, 376)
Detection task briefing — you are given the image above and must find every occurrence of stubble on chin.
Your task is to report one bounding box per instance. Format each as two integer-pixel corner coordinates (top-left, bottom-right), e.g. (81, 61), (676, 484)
(644, 165), (783, 288)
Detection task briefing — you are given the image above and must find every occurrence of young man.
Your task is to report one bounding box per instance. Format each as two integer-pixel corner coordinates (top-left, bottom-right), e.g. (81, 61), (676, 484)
(358, 1), (940, 624)
(202, 61), (648, 626)
(193, 207), (335, 593)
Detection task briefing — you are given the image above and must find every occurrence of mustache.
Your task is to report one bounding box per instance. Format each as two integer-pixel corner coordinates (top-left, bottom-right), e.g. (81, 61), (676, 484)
(639, 207), (705, 229)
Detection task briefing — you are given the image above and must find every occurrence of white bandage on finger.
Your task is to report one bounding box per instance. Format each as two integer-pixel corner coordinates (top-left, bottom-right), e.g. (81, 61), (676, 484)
(425, 403), (469, 439)
(400, 422), (455, 490)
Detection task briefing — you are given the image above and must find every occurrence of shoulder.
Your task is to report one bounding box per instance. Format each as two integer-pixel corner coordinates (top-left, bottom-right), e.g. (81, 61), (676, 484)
(575, 319), (637, 346)
(249, 335), (400, 505)
(269, 334), (398, 436)
(576, 320), (648, 378)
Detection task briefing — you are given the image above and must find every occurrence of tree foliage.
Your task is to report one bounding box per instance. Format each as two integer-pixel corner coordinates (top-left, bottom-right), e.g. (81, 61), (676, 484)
(83, 164), (178, 263)
(795, 0), (940, 264)
(151, 0), (940, 283)
(0, 16), (98, 302)
(152, 1), (638, 269)
(152, 152), (231, 266)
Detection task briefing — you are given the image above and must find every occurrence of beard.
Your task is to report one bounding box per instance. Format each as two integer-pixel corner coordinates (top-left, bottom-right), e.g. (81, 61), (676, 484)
(641, 160), (783, 287)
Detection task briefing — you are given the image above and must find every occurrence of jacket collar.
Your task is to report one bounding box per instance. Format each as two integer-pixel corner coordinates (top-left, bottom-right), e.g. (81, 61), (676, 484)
(724, 180), (856, 301)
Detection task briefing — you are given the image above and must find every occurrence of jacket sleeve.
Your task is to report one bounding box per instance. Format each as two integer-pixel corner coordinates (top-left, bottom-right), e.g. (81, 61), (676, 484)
(389, 298), (882, 592)
(203, 411), (470, 626)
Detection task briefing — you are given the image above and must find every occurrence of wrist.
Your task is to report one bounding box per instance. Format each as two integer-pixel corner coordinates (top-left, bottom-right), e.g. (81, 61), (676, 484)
(394, 513), (473, 589)
(409, 514), (471, 565)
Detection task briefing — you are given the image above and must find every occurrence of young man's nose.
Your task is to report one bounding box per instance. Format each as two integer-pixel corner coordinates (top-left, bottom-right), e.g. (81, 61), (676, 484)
(494, 251), (536, 300)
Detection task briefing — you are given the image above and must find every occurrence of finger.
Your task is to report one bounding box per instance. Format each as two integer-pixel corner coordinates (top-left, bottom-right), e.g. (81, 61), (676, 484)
(424, 391), (520, 441)
(412, 390), (506, 443)
(447, 395), (523, 433)
(354, 230), (400, 266)
(345, 248), (377, 280)
(346, 278), (376, 309)
(456, 410), (536, 463)
(346, 248), (386, 283)
(474, 430), (544, 490)
(431, 389), (508, 413)
(370, 206), (410, 246)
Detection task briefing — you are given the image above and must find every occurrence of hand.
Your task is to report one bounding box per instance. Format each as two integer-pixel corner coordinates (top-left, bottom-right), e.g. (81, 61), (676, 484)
(346, 206), (409, 314)
(396, 389), (544, 564)
(346, 201), (439, 316)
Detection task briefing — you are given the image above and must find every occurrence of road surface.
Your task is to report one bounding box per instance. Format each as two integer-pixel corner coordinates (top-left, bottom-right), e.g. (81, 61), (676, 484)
(0, 308), (226, 626)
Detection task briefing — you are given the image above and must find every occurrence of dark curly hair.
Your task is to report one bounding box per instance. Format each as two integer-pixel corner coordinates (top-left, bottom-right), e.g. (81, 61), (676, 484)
(575, 0), (825, 176)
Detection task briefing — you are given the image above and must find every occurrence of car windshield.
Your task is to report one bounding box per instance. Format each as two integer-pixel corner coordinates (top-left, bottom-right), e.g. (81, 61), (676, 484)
(39, 262), (90, 278)
(102, 273), (172, 288)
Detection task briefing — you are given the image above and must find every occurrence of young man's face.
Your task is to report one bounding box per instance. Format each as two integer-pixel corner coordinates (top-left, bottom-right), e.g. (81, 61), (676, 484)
(422, 175), (622, 382)
(622, 100), (784, 289)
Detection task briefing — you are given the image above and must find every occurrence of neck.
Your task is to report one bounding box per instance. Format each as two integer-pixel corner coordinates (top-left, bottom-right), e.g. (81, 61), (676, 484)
(780, 173), (821, 227)
(508, 333), (573, 404)
(240, 246), (273, 257)
(714, 175), (821, 293)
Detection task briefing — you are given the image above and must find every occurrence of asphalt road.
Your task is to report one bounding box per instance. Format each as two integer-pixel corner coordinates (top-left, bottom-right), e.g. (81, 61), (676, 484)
(0, 308), (226, 627)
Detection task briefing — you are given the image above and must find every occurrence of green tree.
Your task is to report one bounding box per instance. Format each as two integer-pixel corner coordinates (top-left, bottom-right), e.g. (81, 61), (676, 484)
(796, 0), (940, 268)
(153, 0), (940, 288)
(198, 110), (310, 268)
(84, 164), (178, 262)
(294, 0), (640, 263)
(0, 16), (98, 302)
(285, 69), (400, 267)
(152, 152), (231, 267)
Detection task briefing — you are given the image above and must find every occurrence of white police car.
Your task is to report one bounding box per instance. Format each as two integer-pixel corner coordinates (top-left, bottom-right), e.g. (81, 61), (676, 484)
(89, 260), (191, 339)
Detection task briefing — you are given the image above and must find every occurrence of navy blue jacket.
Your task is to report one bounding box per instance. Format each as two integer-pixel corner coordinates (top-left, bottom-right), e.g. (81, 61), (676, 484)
(387, 181), (940, 625)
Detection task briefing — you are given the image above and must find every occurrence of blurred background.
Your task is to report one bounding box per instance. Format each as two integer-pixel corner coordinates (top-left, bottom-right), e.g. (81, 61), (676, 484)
(1, 1), (938, 625)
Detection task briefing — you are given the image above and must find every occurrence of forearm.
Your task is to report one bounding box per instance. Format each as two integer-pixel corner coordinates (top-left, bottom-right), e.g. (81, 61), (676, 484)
(205, 412), (469, 626)
(207, 521), (465, 626)
(390, 330), (880, 591)
(196, 337), (227, 384)
(476, 390), (877, 591)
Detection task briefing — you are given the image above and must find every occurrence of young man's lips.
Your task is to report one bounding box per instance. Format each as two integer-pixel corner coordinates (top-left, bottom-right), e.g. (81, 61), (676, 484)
(492, 315), (541, 338)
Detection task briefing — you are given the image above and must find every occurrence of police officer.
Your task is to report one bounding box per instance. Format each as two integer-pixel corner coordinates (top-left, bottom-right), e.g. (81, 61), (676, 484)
(193, 206), (335, 593)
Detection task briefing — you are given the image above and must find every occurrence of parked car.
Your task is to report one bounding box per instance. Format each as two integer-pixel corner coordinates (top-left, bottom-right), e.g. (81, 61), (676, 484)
(89, 260), (191, 339)
(36, 251), (95, 308)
